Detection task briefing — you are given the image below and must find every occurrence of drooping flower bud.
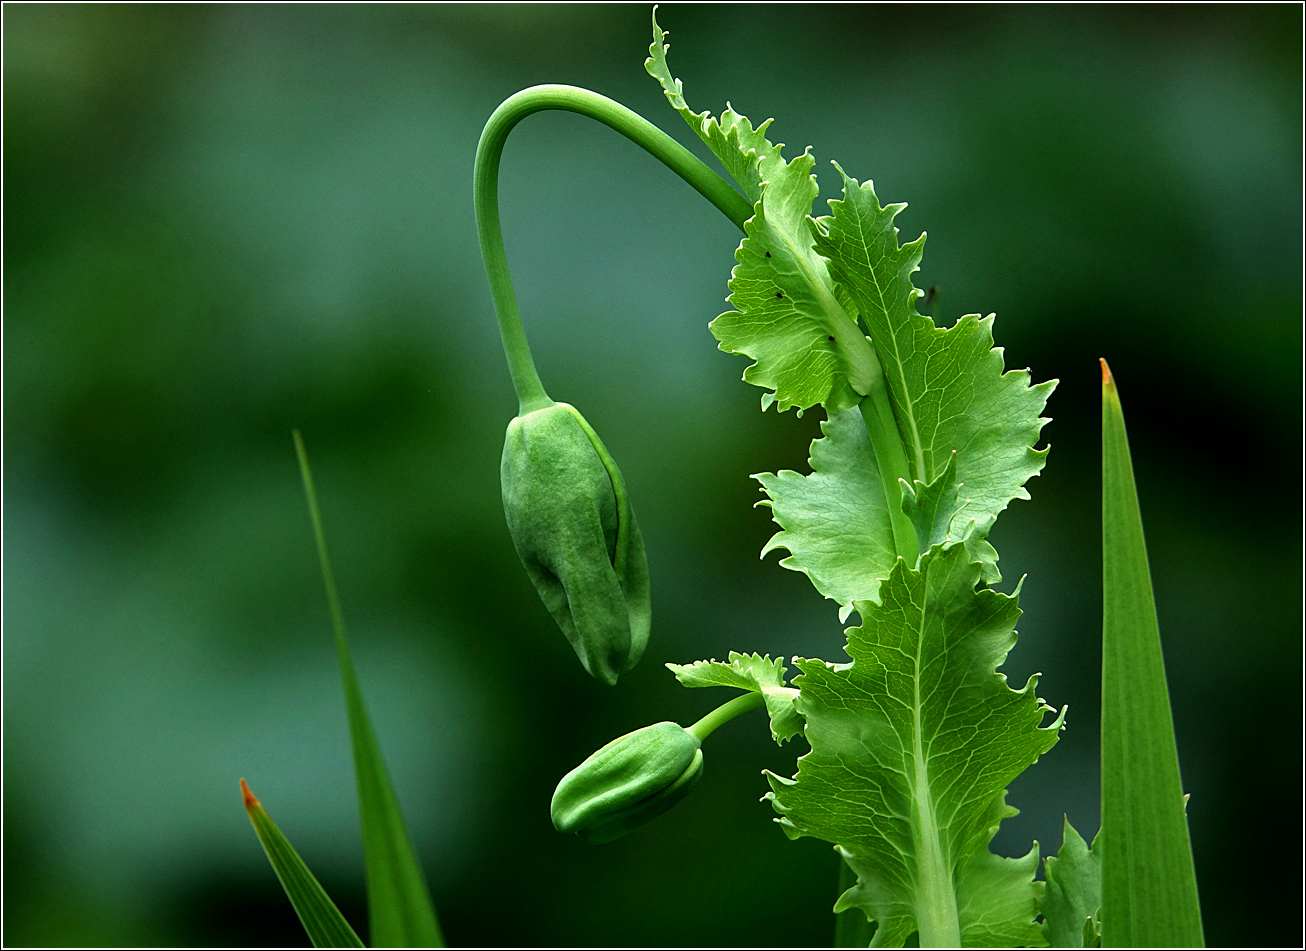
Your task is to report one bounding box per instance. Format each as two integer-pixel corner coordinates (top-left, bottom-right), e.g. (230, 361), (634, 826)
(551, 721), (703, 844)
(501, 402), (651, 685)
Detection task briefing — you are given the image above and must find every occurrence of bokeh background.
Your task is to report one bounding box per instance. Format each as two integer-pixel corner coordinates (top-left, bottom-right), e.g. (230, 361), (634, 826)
(4, 3), (1301, 947)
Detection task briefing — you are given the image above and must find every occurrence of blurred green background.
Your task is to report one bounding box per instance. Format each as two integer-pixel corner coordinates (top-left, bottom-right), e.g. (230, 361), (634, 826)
(4, 3), (1300, 947)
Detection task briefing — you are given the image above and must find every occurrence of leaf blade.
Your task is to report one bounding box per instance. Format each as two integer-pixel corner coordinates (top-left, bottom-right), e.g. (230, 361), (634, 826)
(1099, 362), (1204, 947)
(757, 410), (1001, 620)
(755, 407), (898, 616)
(668, 651), (803, 744)
(767, 545), (1064, 947)
(1041, 818), (1102, 948)
(756, 169), (1052, 616)
(813, 166), (1055, 522)
(295, 432), (445, 949)
(711, 189), (865, 415)
(240, 779), (366, 949)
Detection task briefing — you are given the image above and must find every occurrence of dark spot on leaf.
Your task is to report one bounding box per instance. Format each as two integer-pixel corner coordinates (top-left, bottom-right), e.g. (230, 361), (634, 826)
(775, 291), (783, 298)
(828, 336), (835, 342)
(765, 251), (771, 258)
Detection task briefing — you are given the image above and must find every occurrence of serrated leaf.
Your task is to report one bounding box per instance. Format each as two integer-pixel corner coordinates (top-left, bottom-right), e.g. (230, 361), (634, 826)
(756, 409), (999, 619)
(900, 451), (967, 554)
(668, 651), (803, 744)
(295, 433), (444, 949)
(756, 408), (896, 617)
(667, 650), (782, 691)
(1041, 818), (1102, 948)
(900, 451), (1002, 588)
(241, 779), (366, 949)
(711, 192), (866, 415)
(647, 10), (873, 415)
(955, 824), (1046, 948)
(756, 166), (1050, 613)
(812, 166), (1055, 531)
(647, 11), (778, 203)
(835, 852), (878, 947)
(1099, 363), (1204, 947)
(766, 545), (1064, 947)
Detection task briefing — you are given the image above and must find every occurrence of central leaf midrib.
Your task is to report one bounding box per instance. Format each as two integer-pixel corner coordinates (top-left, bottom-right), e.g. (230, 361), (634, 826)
(909, 588), (960, 947)
(770, 212), (850, 337)
(847, 199), (929, 482)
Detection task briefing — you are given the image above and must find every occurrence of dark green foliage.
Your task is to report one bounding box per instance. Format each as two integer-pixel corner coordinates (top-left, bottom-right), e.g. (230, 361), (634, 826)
(1041, 818), (1102, 948)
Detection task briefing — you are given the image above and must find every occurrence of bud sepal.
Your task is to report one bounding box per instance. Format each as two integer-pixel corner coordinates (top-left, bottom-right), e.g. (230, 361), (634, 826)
(501, 402), (652, 685)
(551, 721), (703, 844)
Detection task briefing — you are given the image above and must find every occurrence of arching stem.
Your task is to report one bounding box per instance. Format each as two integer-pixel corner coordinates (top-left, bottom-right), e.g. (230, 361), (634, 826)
(474, 84), (752, 415)
(475, 84), (920, 568)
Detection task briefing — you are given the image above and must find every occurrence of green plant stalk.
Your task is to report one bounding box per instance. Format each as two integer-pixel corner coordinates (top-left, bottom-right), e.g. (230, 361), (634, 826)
(859, 385), (920, 562)
(685, 690), (765, 742)
(1100, 360), (1204, 947)
(474, 84), (752, 414)
(241, 779), (366, 949)
(295, 432), (445, 949)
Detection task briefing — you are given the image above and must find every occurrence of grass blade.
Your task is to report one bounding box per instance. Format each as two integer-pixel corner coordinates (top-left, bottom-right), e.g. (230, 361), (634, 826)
(241, 778), (365, 948)
(294, 431), (445, 948)
(1099, 360), (1204, 947)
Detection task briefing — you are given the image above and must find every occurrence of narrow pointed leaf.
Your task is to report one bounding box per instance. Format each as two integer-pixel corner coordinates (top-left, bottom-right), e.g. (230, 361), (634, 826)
(1099, 361), (1203, 947)
(295, 433), (445, 949)
(1041, 818), (1102, 948)
(667, 651), (803, 743)
(766, 545), (1064, 947)
(241, 779), (365, 949)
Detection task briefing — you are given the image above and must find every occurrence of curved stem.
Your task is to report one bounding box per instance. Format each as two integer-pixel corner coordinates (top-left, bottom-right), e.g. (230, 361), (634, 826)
(474, 84), (752, 414)
(685, 691), (765, 743)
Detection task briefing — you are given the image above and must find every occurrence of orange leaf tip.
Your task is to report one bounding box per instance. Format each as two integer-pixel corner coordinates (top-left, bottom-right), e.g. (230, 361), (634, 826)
(240, 777), (261, 811)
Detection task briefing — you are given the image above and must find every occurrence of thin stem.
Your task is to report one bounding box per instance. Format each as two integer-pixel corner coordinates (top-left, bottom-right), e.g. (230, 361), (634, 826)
(686, 691), (765, 742)
(474, 84), (752, 415)
(858, 375), (920, 563)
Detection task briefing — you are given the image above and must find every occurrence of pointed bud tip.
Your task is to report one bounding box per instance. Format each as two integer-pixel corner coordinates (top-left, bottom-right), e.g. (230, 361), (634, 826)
(1099, 357), (1113, 386)
(239, 777), (260, 811)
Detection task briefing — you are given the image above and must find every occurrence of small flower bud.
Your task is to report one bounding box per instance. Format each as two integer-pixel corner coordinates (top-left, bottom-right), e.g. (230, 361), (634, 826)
(551, 721), (704, 844)
(501, 402), (651, 685)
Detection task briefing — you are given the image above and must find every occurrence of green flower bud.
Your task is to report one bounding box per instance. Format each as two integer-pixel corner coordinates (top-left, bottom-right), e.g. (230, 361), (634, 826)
(501, 402), (651, 685)
(551, 722), (703, 844)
